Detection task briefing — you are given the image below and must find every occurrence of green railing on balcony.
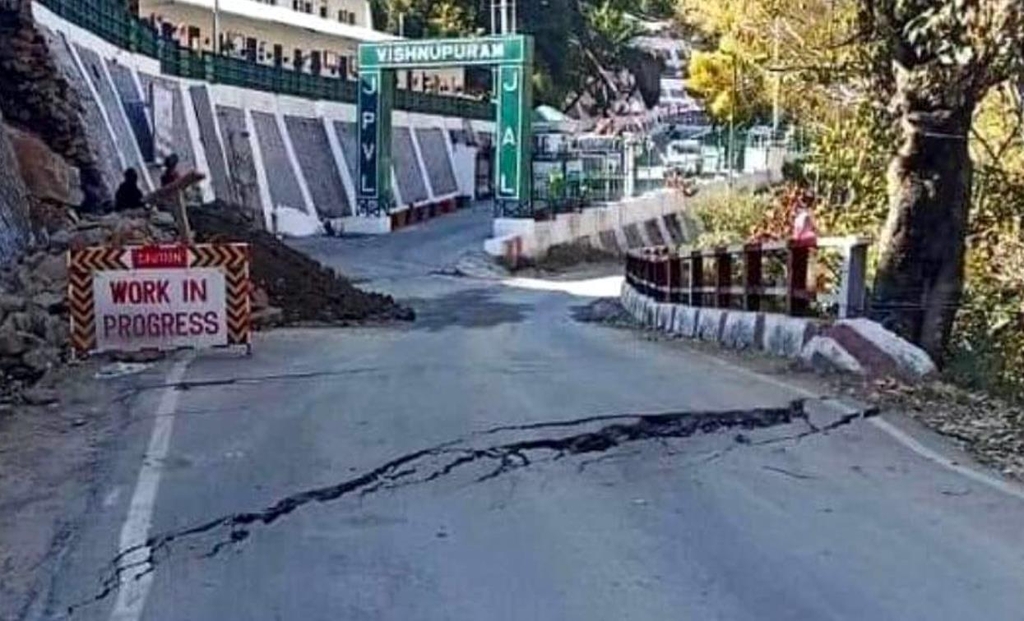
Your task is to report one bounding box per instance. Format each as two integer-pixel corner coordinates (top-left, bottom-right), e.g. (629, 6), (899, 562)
(36, 0), (494, 119)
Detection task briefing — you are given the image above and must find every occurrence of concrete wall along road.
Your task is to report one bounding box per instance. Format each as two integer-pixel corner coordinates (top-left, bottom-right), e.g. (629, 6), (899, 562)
(621, 281), (937, 380)
(486, 189), (701, 260)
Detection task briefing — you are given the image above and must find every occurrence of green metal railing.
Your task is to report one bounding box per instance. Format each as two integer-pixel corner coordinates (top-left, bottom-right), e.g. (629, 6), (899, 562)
(37, 0), (494, 119)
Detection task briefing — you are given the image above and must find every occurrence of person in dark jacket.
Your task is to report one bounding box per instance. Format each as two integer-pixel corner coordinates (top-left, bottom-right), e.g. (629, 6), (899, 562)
(114, 168), (144, 211)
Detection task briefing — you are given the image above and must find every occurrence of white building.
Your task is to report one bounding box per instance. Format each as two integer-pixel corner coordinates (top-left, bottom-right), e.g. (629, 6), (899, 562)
(138, 0), (465, 92)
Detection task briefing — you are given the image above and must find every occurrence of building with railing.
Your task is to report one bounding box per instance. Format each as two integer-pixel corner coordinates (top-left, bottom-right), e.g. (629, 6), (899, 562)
(36, 0), (492, 118)
(136, 0), (466, 93)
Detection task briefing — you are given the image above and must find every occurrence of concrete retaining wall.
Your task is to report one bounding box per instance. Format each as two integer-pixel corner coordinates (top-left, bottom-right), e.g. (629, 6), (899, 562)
(620, 281), (936, 380)
(31, 1), (490, 236)
(485, 189), (702, 261)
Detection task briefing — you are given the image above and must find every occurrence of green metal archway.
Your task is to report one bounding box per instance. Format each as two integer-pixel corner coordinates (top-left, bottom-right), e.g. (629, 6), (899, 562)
(356, 35), (534, 217)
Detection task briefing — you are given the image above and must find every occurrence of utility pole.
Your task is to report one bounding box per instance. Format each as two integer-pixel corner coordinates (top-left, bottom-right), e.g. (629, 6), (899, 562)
(771, 15), (780, 135)
(212, 0), (220, 54)
(729, 54), (737, 180)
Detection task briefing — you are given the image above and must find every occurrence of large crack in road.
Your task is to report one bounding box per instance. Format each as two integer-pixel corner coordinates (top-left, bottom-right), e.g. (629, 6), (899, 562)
(72, 399), (877, 614)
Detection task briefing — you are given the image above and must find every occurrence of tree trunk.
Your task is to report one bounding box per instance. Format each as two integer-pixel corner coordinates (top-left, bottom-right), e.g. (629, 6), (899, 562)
(871, 103), (975, 363)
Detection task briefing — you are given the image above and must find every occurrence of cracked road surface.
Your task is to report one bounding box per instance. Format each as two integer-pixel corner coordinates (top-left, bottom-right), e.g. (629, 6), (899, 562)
(42, 207), (1024, 620)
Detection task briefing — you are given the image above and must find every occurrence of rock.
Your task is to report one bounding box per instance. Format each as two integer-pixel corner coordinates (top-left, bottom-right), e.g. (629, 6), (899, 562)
(6, 124), (84, 206)
(69, 227), (109, 248)
(150, 210), (177, 229)
(22, 347), (60, 373)
(30, 291), (64, 313)
(251, 306), (284, 329)
(0, 320), (26, 356)
(24, 251), (47, 270)
(21, 386), (58, 405)
(48, 228), (72, 251)
(43, 315), (69, 347)
(31, 252), (67, 285)
(0, 293), (26, 313)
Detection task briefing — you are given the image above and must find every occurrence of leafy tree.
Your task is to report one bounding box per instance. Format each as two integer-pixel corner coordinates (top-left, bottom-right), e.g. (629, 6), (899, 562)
(686, 49), (769, 124)
(678, 0), (855, 129)
(859, 1), (1024, 360)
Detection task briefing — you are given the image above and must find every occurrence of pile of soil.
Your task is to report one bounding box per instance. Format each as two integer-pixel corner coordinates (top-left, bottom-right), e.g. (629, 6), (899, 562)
(189, 203), (413, 324)
(515, 241), (620, 273)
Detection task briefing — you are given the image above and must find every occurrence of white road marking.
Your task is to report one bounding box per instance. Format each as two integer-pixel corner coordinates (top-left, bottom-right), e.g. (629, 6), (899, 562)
(109, 354), (193, 621)
(868, 417), (1024, 503)
(686, 346), (1024, 503)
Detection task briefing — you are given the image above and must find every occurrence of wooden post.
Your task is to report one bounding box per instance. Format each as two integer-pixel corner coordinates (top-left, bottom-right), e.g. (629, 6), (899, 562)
(145, 170), (205, 244)
(744, 242), (762, 311)
(668, 252), (682, 303)
(716, 246), (732, 309)
(691, 250), (703, 307)
(787, 239), (813, 316)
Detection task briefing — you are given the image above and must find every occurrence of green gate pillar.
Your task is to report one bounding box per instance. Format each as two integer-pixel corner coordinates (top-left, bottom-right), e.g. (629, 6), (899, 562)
(495, 62), (532, 215)
(356, 68), (394, 215)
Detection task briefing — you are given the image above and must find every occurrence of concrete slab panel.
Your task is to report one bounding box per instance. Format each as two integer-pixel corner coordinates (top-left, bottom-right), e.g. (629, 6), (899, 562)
(644, 218), (665, 246)
(214, 106), (261, 214)
(663, 213), (685, 244)
(251, 110), (306, 212)
(285, 115), (350, 217)
(393, 126), (429, 205)
(107, 61), (153, 163)
(189, 86), (232, 201)
(623, 223), (645, 249)
(415, 127), (457, 196)
(46, 30), (119, 199)
(74, 45), (149, 189)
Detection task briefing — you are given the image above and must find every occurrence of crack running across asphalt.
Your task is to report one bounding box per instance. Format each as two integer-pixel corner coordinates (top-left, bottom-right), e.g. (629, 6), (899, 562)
(71, 399), (877, 614)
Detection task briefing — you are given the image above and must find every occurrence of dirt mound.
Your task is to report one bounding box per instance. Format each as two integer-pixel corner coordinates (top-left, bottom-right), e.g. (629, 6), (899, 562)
(188, 203), (413, 325)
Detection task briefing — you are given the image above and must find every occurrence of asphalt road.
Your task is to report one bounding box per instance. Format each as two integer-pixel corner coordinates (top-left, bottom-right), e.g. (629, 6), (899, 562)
(41, 207), (1024, 621)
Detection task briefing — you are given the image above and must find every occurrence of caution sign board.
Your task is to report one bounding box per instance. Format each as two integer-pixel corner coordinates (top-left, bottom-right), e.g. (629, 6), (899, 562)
(68, 244), (251, 354)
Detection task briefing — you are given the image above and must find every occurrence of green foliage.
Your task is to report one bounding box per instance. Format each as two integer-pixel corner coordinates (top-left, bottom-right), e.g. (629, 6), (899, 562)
(802, 103), (894, 236)
(686, 49), (769, 125)
(687, 190), (772, 248)
(945, 85), (1024, 400)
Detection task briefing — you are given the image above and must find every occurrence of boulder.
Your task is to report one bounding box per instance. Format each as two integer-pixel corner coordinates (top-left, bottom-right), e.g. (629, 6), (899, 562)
(48, 228), (72, 251)
(31, 252), (67, 286)
(22, 346), (60, 374)
(0, 320), (26, 356)
(30, 291), (64, 313)
(6, 124), (83, 207)
(0, 293), (26, 313)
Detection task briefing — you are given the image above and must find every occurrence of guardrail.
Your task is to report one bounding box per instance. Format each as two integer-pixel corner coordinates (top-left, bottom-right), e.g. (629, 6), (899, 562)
(625, 237), (871, 319)
(34, 0), (494, 119)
